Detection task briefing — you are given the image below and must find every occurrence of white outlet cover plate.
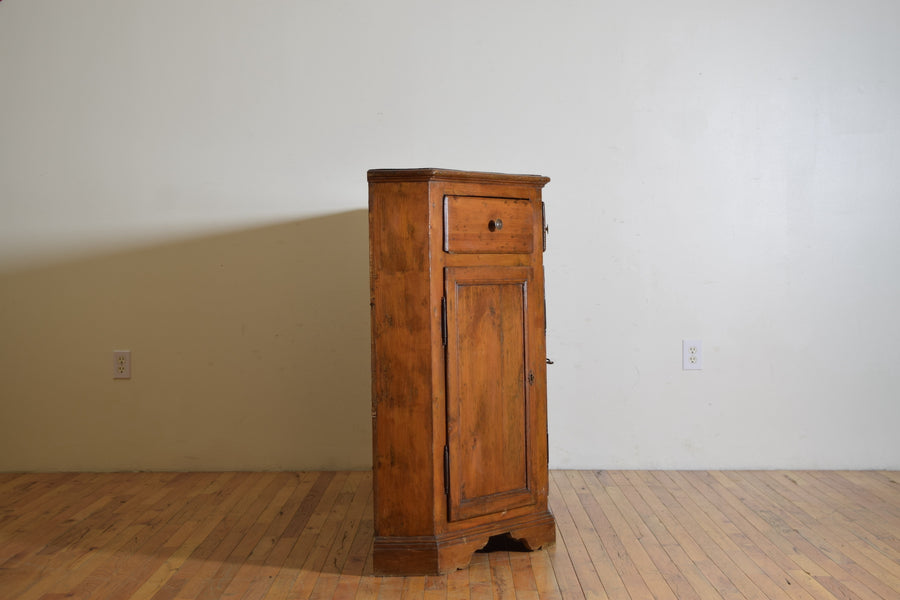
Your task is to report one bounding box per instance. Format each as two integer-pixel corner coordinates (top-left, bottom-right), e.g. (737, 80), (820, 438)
(683, 339), (702, 370)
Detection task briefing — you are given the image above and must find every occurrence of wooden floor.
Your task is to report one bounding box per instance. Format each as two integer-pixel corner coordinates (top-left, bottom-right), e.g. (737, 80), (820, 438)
(1, 471), (898, 599)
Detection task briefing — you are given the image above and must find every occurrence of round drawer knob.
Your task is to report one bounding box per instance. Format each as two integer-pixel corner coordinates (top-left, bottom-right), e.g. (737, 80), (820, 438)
(488, 218), (503, 232)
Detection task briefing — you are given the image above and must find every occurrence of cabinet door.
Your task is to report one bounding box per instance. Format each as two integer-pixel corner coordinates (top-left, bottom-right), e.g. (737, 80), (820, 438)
(444, 266), (541, 522)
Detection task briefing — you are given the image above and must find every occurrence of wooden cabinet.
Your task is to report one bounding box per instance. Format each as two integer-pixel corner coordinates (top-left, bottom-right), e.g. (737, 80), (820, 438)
(368, 168), (554, 575)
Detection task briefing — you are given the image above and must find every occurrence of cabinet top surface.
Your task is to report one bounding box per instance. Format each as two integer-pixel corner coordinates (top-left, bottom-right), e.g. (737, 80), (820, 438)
(367, 168), (550, 187)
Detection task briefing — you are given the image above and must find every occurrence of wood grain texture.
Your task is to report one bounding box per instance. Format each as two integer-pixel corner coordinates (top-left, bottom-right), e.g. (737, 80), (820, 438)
(445, 266), (533, 521)
(1, 470), (898, 599)
(367, 169), (550, 187)
(369, 169), (553, 575)
(444, 196), (534, 254)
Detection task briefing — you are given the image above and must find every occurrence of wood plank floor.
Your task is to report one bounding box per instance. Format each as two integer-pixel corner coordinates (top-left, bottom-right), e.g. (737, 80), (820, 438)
(1, 471), (898, 599)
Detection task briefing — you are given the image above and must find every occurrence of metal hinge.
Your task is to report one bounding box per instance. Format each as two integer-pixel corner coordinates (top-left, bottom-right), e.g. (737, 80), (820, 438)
(542, 201), (548, 251)
(443, 445), (450, 495)
(441, 297), (448, 347)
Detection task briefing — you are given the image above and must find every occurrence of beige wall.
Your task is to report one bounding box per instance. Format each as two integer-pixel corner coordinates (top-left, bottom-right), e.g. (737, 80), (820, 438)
(1, 1), (899, 470)
(1, 214), (371, 471)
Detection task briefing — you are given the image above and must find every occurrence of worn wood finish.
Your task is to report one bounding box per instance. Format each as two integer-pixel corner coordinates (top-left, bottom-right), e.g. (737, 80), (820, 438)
(369, 168), (554, 575)
(1, 471), (898, 598)
(444, 196), (534, 254)
(367, 168), (550, 187)
(445, 265), (536, 522)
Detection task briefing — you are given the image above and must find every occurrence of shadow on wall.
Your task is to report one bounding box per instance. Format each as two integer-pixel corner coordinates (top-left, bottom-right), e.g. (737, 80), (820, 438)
(0, 210), (372, 471)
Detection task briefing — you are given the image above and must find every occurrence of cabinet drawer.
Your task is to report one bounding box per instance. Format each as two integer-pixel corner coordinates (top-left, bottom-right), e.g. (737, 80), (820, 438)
(443, 196), (534, 254)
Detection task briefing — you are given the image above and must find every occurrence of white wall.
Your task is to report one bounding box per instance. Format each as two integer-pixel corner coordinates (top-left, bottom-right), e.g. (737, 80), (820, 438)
(1, 1), (898, 470)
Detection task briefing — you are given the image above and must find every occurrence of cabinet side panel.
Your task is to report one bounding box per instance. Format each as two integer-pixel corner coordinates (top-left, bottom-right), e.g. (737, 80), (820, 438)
(529, 196), (549, 508)
(370, 181), (435, 536)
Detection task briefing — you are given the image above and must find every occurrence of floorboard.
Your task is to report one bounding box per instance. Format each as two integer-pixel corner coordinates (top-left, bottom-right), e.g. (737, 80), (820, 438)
(1, 471), (897, 599)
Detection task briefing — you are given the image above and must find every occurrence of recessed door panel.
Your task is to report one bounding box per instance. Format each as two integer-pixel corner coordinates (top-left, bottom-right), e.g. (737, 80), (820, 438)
(444, 266), (538, 521)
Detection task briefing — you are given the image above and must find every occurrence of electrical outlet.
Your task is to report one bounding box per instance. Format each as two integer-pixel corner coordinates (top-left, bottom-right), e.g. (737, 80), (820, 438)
(113, 350), (131, 379)
(683, 340), (702, 370)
